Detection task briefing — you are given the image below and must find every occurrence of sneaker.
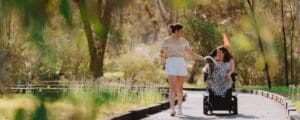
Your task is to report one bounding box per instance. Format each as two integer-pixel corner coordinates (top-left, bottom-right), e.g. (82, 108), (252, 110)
(177, 109), (183, 115)
(170, 110), (176, 117)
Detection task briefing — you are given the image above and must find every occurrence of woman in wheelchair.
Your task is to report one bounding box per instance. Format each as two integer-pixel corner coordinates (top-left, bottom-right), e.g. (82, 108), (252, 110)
(203, 46), (237, 115)
(204, 46), (235, 96)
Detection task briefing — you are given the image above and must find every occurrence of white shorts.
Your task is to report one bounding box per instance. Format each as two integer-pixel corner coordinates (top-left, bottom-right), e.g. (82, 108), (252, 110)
(165, 57), (188, 76)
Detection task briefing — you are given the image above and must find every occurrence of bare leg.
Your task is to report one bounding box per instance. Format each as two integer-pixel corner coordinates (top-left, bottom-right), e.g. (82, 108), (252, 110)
(176, 76), (185, 114)
(168, 75), (177, 116)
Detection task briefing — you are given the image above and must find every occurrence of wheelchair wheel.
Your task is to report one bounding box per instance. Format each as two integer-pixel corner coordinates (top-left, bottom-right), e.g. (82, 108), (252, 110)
(204, 104), (209, 115)
(203, 96), (209, 115)
(232, 96), (238, 115)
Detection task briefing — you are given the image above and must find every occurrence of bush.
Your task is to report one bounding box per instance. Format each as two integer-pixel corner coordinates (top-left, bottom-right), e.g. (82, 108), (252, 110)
(116, 52), (165, 84)
(104, 59), (119, 73)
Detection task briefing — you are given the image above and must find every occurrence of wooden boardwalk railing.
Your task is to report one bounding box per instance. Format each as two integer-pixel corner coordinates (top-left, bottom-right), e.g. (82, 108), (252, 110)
(9, 80), (170, 96)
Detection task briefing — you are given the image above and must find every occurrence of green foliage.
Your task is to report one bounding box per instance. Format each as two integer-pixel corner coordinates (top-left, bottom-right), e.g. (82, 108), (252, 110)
(0, 0), (11, 17)
(0, 85), (165, 119)
(90, 18), (109, 40)
(292, 60), (300, 84)
(13, 0), (49, 45)
(0, 87), (129, 119)
(93, 89), (118, 106)
(59, 0), (73, 26)
(239, 85), (296, 95)
(230, 31), (261, 85)
(184, 15), (222, 83)
(14, 108), (25, 120)
(31, 103), (47, 120)
(185, 17), (222, 55)
(104, 59), (118, 72)
(231, 9), (281, 85)
(171, 0), (195, 9)
(294, 101), (300, 112)
(59, 88), (118, 119)
(116, 51), (165, 84)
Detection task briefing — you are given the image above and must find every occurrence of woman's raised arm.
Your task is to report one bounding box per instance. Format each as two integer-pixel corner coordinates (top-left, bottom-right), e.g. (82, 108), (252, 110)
(185, 47), (204, 61)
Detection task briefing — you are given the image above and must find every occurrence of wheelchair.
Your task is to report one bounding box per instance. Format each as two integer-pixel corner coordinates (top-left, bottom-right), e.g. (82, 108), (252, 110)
(202, 49), (238, 115)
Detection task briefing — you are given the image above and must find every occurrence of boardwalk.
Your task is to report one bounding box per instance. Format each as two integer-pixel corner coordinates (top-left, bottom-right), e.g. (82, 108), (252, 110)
(143, 91), (287, 120)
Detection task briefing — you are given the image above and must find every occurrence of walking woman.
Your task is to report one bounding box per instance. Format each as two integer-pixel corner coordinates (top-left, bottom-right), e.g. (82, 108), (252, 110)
(160, 23), (203, 116)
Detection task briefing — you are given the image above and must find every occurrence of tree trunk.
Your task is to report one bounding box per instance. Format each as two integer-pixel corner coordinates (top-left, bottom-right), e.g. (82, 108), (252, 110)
(281, 0), (289, 86)
(0, 2), (12, 93)
(145, 4), (160, 42)
(74, 0), (113, 78)
(154, 0), (173, 32)
(295, 0), (300, 85)
(5, 15), (11, 41)
(289, 1), (296, 84)
(247, 0), (272, 89)
(93, 0), (113, 77)
(297, 0), (300, 58)
(154, 0), (168, 22)
(75, 0), (97, 77)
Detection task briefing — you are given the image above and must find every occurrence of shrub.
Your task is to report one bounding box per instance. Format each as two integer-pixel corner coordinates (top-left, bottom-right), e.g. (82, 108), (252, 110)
(116, 52), (165, 84)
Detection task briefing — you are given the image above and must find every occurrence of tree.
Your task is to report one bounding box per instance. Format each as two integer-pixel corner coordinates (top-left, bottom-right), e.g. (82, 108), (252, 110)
(185, 17), (222, 83)
(145, 4), (160, 43)
(154, 0), (174, 28)
(287, 0), (296, 84)
(297, 0), (300, 58)
(280, 0), (289, 86)
(247, 0), (272, 88)
(73, 0), (129, 78)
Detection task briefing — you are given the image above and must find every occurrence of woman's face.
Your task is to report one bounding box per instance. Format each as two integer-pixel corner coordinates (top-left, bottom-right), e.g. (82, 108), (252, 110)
(174, 29), (183, 37)
(216, 49), (224, 61)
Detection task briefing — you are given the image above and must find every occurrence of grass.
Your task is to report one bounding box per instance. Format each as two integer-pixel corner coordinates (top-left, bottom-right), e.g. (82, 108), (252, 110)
(0, 83), (165, 120)
(183, 82), (206, 89)
(183, 83), (299, 96)
(98, 90), (164, 119)
(103, 72), (124, 78)
(237, 85), (299, 95)
(0, 94), (38, 120)
(295, 101), (300, 113)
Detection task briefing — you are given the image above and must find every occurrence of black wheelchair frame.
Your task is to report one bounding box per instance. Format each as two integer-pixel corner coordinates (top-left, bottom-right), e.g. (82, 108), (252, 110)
(202, 49), (238, 115)
(203, 72), (238, 115)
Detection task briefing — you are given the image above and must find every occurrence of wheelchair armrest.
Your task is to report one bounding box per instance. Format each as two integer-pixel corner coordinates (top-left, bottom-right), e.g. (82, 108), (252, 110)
(203, 72), (209, 82)
(231, 72), (238, 77)
(231, 72), (238, 82)
(209, 49), (217, 57)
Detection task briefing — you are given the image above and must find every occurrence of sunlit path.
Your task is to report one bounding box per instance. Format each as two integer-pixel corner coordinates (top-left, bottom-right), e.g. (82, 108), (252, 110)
(143, 91), (287, 120)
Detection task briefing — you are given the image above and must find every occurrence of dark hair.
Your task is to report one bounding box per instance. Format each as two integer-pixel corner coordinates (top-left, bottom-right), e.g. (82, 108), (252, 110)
(217, 46), (233, 62)
(169, 23), (184, 33)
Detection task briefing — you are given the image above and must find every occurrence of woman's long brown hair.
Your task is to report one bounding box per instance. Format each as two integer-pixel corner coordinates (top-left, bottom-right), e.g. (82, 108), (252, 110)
(217, 46), (233, 63)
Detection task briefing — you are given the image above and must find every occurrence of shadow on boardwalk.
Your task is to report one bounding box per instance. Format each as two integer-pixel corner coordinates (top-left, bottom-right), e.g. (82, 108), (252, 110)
(177, 114), (260, 120)
(187, 113), (260, 119)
